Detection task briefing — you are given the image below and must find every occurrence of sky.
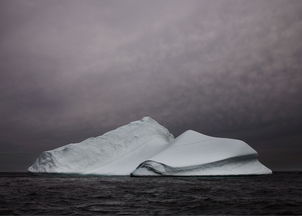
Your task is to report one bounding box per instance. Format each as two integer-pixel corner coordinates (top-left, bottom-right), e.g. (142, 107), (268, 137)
(0, 0), (302, 171)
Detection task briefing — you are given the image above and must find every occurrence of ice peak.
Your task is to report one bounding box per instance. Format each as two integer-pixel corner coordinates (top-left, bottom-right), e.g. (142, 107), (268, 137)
(182, 130), (199, 135)
(141, 116), (157, 123)
(175, 130), (211, 144)
(179, 130), (207, 138)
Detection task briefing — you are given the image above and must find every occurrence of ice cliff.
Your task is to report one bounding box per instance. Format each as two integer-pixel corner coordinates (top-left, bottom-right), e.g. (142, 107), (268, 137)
(28, 117), (272, 176)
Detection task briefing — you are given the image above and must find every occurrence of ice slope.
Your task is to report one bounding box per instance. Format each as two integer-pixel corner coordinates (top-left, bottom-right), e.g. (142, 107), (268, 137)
(131, 130), (272, 176)
(28, 117), (174, 175)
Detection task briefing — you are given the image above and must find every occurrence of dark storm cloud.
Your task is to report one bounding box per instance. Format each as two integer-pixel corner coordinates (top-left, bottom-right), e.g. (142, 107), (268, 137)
(0, 0), (302, 171)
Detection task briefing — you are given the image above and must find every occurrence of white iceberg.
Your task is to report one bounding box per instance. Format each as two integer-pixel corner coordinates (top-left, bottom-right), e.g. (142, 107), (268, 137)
(132, 130), (272, 176)
(28, 117), (272, 176)
(28, 117), (174, 175)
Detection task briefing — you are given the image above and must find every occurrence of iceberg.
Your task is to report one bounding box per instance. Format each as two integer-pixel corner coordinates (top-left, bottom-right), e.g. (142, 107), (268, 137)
(28, 117), (272, 176)
(131, 130), (272, 176)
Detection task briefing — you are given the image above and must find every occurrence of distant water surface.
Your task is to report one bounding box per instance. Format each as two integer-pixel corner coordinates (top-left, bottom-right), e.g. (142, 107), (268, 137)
(0, 172), (301, 215)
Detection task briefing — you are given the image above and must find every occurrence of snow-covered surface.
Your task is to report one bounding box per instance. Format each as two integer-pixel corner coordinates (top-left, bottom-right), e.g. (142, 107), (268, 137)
(28, 117), (174, 175)
(28, 117), (272, 176)
(131, 130), (272, 176)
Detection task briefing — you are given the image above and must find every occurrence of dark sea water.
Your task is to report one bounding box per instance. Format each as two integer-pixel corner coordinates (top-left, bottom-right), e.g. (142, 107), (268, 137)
(0, 172), (301, 215)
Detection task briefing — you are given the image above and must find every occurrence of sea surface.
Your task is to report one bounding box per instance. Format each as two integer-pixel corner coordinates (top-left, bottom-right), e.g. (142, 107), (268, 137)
(0, 172), (301, 215)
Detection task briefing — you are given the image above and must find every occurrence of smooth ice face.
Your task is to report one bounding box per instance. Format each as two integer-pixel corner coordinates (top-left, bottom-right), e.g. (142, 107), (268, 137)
(131, 130), (272, 176)
(28, 117), (174, 175)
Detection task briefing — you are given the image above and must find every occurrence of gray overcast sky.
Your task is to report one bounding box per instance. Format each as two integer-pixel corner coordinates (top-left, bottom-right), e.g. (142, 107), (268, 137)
(0, 0), (302, 171)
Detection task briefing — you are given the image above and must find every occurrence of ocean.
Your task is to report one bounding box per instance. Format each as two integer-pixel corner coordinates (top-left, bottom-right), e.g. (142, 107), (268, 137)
(0, 172), (301, 215)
